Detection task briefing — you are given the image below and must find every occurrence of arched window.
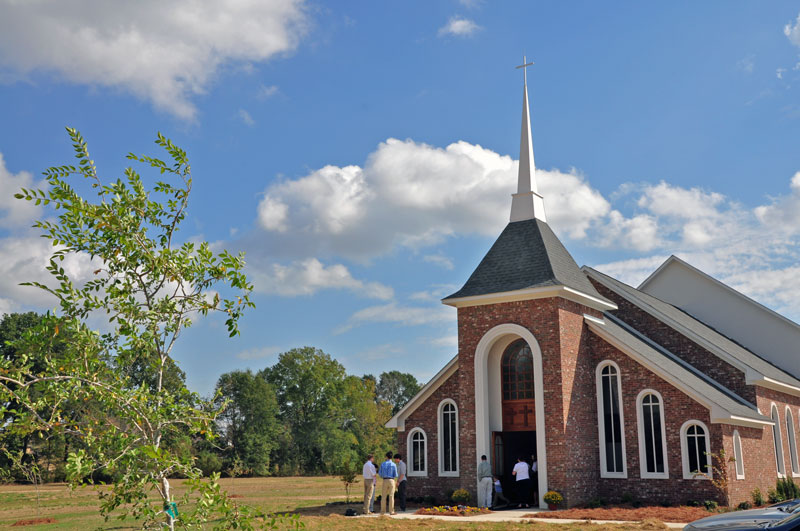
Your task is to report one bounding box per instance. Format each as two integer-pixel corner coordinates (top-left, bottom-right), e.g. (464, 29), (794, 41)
(595, 361), (626, 478)
(772, 404), (786, 477)
(637, 390), (668, 479)
(733, 430), (745, 479)
(407, 428), (427, 476)
(438, 399), (459, 476)
(787, 408), (799, 476)
(680, 421), (711, 479)
(502, 339), (534, 400)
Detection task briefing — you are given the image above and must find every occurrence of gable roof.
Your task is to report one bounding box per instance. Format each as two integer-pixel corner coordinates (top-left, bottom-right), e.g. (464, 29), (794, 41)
(586, 313), (771, 428)
(584, 266), (800, 395)
(385, 354), (458, 431)
(443, 219), (613, 309)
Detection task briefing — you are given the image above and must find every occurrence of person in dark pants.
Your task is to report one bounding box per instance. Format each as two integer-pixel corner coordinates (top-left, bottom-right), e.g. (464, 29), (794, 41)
(512, 455), (532, 508)
(394, 453), (407, 512)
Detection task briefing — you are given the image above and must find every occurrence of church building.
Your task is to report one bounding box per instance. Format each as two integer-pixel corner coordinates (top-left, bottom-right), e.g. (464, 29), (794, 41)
(386, 62), (800, 508)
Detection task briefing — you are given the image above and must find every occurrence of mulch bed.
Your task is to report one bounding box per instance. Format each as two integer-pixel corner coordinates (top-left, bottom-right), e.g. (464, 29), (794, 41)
(524, 505), (714, 523)
(12, 518), (56, 526)
(415, 506), (492, 517)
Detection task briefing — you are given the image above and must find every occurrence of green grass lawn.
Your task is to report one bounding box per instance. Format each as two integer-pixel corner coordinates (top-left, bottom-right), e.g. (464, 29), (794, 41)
(0, 477), (669, 530)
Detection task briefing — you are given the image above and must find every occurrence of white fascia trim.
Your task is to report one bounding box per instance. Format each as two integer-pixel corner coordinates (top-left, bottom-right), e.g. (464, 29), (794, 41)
(586, 266), (753, 376)
(640, 255), (800, 335)
(385, 356), (458, 430)
(442, 284), (617, 312)
(749, 377), (800, 398)
(587, 319), (770, 428)
(637, 255), (678, 291)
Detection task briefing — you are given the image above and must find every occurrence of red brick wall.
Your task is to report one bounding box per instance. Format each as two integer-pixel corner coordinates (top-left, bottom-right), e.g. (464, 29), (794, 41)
(398, 367), (465, 502)
(454, 296), (602, 506)
(590, 333), (722, 504)
(723, 387), (800, 506)
(589, 278), (755, 404)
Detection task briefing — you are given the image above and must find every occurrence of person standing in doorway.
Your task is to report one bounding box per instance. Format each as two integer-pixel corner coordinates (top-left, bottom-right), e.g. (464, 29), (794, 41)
(512, 455), (532, 508)
(378, 451), (398, 515)
(477, 455), (493, 508)
(362, 454), (376, 515)
(530, 454), (539, 504)
(394, 453), (407, 512)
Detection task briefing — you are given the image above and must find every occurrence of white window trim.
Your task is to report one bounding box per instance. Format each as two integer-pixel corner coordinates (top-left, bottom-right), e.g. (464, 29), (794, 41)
(772, 403), (786, 478)
(636, 389), (669, 479)
(733, 429), (745, 480)
(787, 407), (800, 477)
(407, 427), (427, 477)
(438, 399), (460, 477)
(595, 360), (627, 478)
(680, 420), (711, 480)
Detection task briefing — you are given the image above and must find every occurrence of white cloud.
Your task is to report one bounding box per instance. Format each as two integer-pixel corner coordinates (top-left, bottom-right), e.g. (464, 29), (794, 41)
(431, 335), (458, 347)
(0, 235), (100, 310)
(249, 257), (393, 299)
(737, 54), (755, 74)
(255, 138), (611, 262)
(238, 109), (255, 126)
(0, 0), (308, 120)
(0, 153), (45, 227)
(335, 302), (453, 334)
(785, 12), (800, 47)
(777, 68), (786, 80)
(438, 16), (481, 37)
(235, 346), (281, 361)
(423, 253), (454, 270)
(258, 84), (280, 99)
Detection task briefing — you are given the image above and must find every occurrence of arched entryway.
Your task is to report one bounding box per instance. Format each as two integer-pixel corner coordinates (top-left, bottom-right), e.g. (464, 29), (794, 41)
(474, 323), (547, 508)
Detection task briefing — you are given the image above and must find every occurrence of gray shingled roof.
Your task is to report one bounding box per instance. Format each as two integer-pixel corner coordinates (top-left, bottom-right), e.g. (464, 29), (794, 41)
(588, 314), (769, 423)
(584, 266), (800, 389)
(445, 219), (610, 302)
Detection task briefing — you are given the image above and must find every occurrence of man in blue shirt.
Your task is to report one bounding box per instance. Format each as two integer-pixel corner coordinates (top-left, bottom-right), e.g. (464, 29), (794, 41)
(378, 451), (398, 515)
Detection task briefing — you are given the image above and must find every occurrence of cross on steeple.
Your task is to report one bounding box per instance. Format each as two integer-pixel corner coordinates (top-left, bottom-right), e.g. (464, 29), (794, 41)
(515, 56), (534, 85)
(510, 54), (547, 223)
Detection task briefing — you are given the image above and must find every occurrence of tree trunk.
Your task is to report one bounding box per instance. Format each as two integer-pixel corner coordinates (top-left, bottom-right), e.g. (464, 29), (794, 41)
(161, 476), (175, 531)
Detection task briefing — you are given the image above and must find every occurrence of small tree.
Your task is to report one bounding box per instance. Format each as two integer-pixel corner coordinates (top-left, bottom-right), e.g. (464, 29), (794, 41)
(2, 128), (269, 529)
(694, 449), (734, 507)
(338, 457), (360, 505)
(1, 447), (43, 515)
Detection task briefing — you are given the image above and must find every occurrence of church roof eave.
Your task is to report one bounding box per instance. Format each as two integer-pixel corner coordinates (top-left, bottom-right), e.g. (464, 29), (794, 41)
(442, 284), (617, 312)
(583, 265), (800, 392)
(586, 314), (771, 427)
(385, 354), (459, 431)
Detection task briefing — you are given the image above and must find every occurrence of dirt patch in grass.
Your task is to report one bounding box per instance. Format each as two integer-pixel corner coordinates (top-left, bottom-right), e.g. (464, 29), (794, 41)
(12, 517), (57, 526)
(525, 505), (712, 523)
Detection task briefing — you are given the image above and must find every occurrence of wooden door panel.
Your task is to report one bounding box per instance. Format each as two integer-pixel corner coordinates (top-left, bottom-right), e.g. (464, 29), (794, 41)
(502, 399), (536, 431)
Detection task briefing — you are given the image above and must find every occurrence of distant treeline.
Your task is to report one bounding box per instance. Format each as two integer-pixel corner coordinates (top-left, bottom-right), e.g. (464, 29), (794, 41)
(0, 312), (421, 482)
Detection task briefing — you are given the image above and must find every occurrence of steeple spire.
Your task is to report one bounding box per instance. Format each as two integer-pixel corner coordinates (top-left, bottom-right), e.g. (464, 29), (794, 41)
(510, 56), (547, 223)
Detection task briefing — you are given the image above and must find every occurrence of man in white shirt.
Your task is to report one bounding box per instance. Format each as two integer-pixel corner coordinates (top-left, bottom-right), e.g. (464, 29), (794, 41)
(362, 454), (377, 514)
(512, 455), (532, 508)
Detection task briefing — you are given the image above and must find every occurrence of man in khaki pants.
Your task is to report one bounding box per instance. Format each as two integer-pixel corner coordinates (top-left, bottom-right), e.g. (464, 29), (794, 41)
(378, 451), (398, 515)
(362, 454), (376, 514)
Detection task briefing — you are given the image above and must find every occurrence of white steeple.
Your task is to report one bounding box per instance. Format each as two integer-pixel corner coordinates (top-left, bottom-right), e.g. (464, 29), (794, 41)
(510, 56), (547, 223)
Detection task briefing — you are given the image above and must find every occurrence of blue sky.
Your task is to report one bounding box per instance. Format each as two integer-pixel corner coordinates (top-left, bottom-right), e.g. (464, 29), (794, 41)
(1, 1), (800, 395)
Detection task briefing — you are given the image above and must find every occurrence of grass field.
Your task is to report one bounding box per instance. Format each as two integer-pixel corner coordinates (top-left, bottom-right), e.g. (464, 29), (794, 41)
(0, 477), (671, 530)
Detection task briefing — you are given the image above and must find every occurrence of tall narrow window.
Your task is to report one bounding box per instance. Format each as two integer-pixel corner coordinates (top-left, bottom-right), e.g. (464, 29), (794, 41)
(407, 428), (427, 476)
(438, 399), (459, 476)
(681, 421), (710, 479)
(787, 408), (799, 476)
(773, 404), (786, 477)
(596, 361), (626, 478)
(637, 390), (668, 478)
(733, 430), (745, 479)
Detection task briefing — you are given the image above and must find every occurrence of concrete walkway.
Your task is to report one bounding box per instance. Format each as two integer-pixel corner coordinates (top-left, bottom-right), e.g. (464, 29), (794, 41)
(361, 507), (686, 528)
